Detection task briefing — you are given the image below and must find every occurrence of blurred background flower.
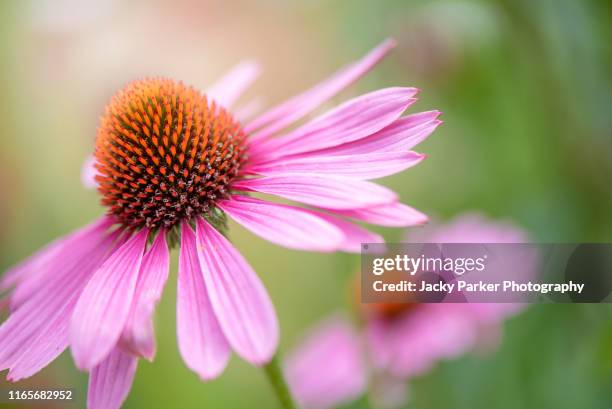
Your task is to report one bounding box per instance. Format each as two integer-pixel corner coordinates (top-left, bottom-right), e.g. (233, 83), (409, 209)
(285, 214), (532, 409)
(1, 0), (611, 408)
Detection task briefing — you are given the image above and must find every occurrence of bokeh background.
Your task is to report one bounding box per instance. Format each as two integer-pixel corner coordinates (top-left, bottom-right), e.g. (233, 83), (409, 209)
(1, 0), (611, 408)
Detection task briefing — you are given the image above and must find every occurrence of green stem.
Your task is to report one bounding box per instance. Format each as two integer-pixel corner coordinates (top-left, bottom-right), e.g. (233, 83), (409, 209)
(263, 354), (299, 409)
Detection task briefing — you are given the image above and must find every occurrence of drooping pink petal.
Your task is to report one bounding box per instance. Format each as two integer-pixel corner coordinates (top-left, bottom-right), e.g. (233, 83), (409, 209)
(177, 223), (231, 380)
(70, 229), (149, 371)
(466, 302), (525, 323)
(9, 227), (122, 313)
(363, 318), (393, 370)
(81, 154), (100, 189)
(87, 346), (138, 409)
(285, 316), (367, 409)
(313, 111), (441, 156)
(120, 231), (170, 361)
(305, 212), (384, 253)
(206, 60), (260, 109)
(233, 176), (396, 210)
(403, 306), (477, 367)
(195, 218), (278, 365)
(246, 39), (396, 140)
(367, 305), (478, 378)
(332, 202), (428, 227)
(1, 217), (113, 294)
(1, 248), (53, 293)
(220, 195), (382, 253)
(247, 151), (426, 180)
(250, 88), (418, 161)
(218, 196), (344, 252)
(0, 228), (119, 381)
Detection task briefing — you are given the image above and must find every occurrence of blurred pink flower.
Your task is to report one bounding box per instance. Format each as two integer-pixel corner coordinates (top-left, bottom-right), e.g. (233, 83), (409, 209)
(286, 214), (529, 409)
(367, 213), (528, 379)
(0, 39), (440, 409)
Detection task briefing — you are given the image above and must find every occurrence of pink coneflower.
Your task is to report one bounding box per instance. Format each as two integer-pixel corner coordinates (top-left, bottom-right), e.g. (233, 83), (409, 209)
(0, 39), (440, 409)
(286, 214), (529, 409)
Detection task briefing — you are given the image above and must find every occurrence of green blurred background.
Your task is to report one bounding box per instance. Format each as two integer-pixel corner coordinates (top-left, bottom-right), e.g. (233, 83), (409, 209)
(1, 0), (611, 408)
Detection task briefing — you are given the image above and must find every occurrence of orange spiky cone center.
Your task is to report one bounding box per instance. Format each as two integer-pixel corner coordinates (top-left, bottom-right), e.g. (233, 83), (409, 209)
(94, 78), (247, 229)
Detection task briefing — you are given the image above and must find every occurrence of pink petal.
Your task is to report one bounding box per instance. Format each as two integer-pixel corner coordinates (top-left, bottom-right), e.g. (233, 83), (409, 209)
(332, 202), (429, 227)
(1, 217), (113, 294)
(248, 151), (426, 180)
(0, 228), (119, 381)
(195, 218), (278, 365)
(246, 39), (396, 140)
(466, 303), (526, 323)
(177, 223), (231, 380)
(120, 231), (170, 360)
(218, 196), (344, 252)
(206, 60), (260, 108)
(233, 176), (397, 210)
(10, 222), (121, 309)
(285, 316), (367, 409)
(250, 88), (417, 161)
(308, 213), (384, 253)
(88, 346), (138, 409)
(70, 229), (149, 370)
(81, 154), (100, 189)
(364, 319), (393, 370)
(314, 111), (442, 156)
(368, 305), (478, 378)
